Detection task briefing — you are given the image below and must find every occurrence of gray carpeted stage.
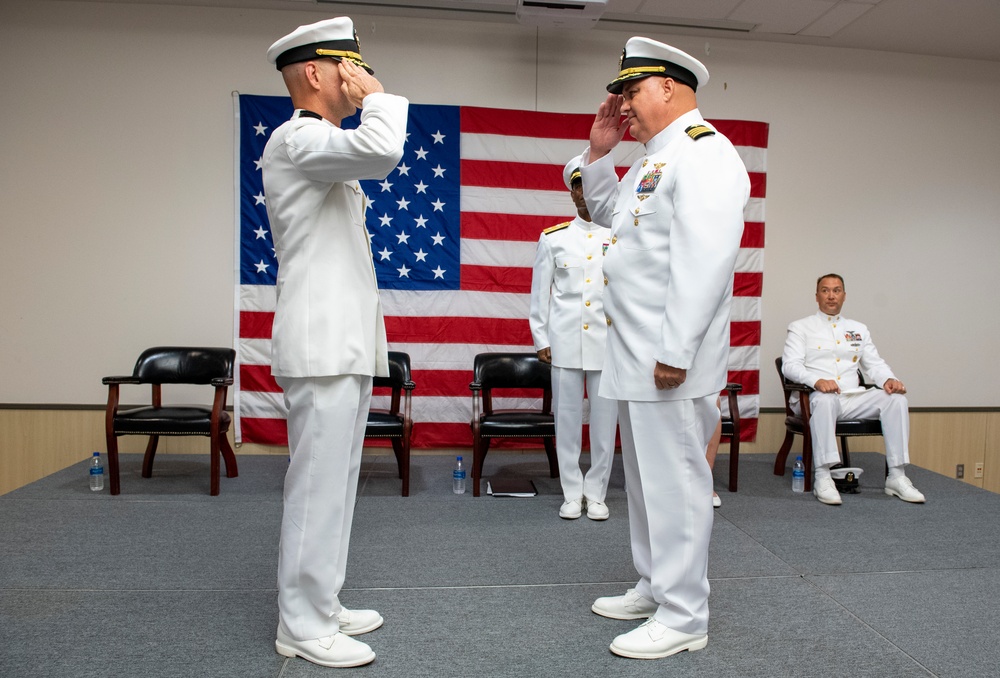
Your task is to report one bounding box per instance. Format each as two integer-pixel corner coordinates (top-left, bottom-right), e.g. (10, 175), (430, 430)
(2, 450), (999, 677)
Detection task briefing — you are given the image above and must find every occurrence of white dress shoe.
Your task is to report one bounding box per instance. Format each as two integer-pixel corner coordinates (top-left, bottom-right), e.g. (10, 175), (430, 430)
(337, 607), (384, 636)
(884, 475), (926, 503)
(712, 493), (721, 509)
(586, 500), (609, 521)
(591, 588), (658, 620)
(812, 477), (843, 505)
(610, 618), (708, 659)
(559, 499), (583, 519)
(275, 623), (376, 668)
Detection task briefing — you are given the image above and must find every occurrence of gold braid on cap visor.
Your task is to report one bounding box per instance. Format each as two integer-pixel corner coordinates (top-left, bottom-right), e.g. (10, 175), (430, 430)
(610, 65), (667, 85)
(315, 48), (371, 71)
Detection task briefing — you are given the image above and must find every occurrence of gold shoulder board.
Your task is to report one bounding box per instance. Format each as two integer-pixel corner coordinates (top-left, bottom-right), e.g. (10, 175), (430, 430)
(685, 124), (715, 140)
(543, 222), (571, 235)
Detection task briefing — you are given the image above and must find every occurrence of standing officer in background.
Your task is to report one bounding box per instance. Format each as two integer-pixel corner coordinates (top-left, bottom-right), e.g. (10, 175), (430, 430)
(529, 156), (618, 522)
(581, 37), (750, 659)
(782, 273), (924, 506)
(262, 17), (408, 668)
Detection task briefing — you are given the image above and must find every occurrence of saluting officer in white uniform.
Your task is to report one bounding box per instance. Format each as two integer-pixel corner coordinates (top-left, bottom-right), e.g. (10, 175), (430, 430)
(783, 273), (925, 506)
(262, 17), (408, 669)
(529, 156), (618, 521)
(580, 37), (750, 660)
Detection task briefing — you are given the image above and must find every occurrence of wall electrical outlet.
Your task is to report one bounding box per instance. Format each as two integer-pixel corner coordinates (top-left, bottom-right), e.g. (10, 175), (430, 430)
(956, 464), (964, 479)
(975, 463), (984, 479)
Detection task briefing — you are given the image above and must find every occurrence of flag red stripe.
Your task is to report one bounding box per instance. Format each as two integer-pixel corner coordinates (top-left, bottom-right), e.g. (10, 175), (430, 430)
(462, 160), (565, 191)
(726, 369), (760, 395)
(742, 222), (764, 248)
(734, 272), (763, 297)
(459, 264), (533, 294)
(241, 364), (281, 393)
(462, 106), (594, 140)
(709, 120), (770, 148)
(240, 311), (273, 339)
(240, 417), (287, 446)
(749, 172), (766, 199)
(241, 416), (758, 447)
(462, 212), (559, 242)
(385, 316), (531, 345)
(731, 321), (760, 347)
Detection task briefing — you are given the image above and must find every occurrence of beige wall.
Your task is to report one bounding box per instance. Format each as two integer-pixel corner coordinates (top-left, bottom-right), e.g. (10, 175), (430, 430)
(2, 408), (996, 497)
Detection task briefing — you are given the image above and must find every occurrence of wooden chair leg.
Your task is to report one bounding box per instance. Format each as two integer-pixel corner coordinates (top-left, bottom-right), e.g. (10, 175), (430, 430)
(472, 437), (489, 497)
(141, 435), (160, 478)
(774, 431), (795, 476)
(221, 434), (239, 479)
(391, 438), (410, 497)
(803, 434), (814, 493)
(106, 433), (121, 496)
(728, 436), (740, 493)
(543, 437), (559, 478)
(209, 435), (220, 496)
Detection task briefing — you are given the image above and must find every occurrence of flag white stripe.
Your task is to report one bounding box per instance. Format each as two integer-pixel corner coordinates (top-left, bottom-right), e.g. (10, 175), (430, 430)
(237, 289), (763, 328)
(460, 132), (765, 173)
(461, 238), (537, 267)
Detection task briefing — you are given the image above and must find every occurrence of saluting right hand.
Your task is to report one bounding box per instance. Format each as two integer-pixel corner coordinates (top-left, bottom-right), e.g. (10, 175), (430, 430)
(589, 94), (628, 161)
(339, 59), (384, 109)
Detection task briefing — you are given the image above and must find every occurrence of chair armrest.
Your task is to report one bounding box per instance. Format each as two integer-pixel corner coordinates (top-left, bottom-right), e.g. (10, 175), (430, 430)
(103, 376), (141, 385)
(211, 377), (235, 387)
(785, 382), (813, 394)
(403, 380), (416, 391)
(469, 381), (482, 392)
(724, 383), (742, 393)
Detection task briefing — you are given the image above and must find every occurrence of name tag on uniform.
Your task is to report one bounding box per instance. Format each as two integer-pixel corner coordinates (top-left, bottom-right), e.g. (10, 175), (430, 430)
(636, 169), (662, 193)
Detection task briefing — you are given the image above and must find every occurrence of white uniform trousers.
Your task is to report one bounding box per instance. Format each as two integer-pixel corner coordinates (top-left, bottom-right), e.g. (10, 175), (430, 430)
(794, 389), (910, 469)
(551, 366), (618, 503)
(275, 374), (372, 641)
(619, 395), (717, 635)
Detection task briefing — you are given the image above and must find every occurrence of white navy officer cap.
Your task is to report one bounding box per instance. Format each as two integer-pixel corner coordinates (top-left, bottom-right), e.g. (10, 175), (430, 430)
(563, 155), (583, 191)
(607, 37), (709, 94)
(267, 16), (373, 74)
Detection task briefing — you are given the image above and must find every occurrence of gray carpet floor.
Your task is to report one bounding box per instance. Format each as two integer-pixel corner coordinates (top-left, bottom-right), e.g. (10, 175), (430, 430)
(2, 450), (998, 677)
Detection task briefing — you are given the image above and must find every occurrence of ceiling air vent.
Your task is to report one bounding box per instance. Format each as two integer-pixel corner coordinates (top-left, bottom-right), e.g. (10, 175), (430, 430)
(515, 0), (608, 28)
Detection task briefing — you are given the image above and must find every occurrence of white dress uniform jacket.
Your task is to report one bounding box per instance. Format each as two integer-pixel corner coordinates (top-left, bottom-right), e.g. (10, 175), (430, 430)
(528, 216), (612, 370)
(262, 94), (409, 379)
(782, 311), (896, 398)
(581, 110), (750, 400)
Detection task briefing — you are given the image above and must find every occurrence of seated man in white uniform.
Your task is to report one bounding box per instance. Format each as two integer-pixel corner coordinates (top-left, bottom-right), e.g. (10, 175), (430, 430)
(529, 156), (618, 521)
(262, 16), (408, 668)
(782, 273), (925, 506)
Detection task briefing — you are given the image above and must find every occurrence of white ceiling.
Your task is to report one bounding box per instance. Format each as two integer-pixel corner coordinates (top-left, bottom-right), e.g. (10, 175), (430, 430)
(64, 0), (1000, 62)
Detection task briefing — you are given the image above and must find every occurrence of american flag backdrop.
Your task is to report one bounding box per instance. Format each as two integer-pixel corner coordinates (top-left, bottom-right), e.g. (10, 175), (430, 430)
(234, 93), (768, 447)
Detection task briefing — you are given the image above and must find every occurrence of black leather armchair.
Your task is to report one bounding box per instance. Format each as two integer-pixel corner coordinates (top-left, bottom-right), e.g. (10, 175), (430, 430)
(103, 346), (238, 496)
(365, 351), (415, 496)
(774, 357), (884, 491)
(720, 383), (742, 492)
(469, 353), (558, 497)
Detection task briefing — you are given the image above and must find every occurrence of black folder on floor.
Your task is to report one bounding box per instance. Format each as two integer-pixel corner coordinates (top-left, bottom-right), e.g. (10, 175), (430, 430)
(486, 477), (537, 497)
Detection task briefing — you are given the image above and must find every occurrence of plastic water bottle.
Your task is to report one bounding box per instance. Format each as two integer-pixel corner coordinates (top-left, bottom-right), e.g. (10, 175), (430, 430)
(452, 456), (466, 495)
(792, 456), (805, 493)
(89, 451), (105, 492)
